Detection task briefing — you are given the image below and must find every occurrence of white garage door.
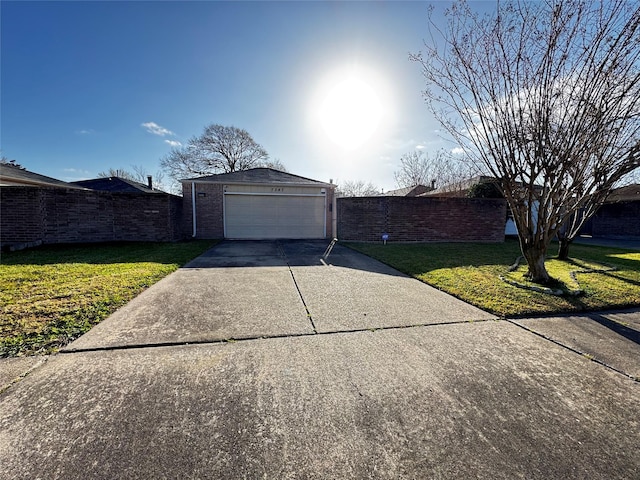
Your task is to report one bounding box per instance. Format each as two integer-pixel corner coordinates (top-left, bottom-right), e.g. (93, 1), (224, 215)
(224, 193), (326, 239)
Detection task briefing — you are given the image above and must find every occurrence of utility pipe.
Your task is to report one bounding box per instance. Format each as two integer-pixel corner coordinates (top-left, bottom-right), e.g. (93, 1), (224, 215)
(191, 181), (197, 237)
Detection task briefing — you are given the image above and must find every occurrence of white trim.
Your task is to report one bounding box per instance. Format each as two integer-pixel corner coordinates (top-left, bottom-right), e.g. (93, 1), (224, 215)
(222, 188), (227, 238)
(191, 181), (197, 237)
(332, 194), (337, 240)
(323, 193), (327, 237)
(223, 192), (326, 197)
(187, 180), (333, 188)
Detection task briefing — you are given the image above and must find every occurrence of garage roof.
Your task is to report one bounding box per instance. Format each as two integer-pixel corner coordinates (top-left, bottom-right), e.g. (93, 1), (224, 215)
(182, 168), (333, 187)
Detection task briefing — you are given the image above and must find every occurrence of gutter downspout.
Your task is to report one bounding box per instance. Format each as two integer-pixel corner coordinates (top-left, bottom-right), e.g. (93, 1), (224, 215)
(191, 181), (197, 238)
(332, 190), (337, 240)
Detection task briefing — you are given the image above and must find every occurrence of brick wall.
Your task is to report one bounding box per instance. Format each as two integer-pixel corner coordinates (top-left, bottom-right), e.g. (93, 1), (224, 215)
(182, 182), (335, 239)
(337, 196), (506, 243)
(182, 182), (224, 239)
(1, 187), (184, 250)
(0, 187), (45, 248)
(590, 201), (640, 237)
(2, 186), (508, 248)
(326, 187), (335, 239)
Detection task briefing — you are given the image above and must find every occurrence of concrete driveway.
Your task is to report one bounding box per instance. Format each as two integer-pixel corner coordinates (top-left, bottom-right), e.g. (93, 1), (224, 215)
(1, 240), (639, 479)
(63, 240), (495, 351)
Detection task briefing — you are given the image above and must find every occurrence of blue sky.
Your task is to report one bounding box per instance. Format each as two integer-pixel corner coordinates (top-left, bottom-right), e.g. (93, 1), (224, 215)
(1, 1), (494, 191)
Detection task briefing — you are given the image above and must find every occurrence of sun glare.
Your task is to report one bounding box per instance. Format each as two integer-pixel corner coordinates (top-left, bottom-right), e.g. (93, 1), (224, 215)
(315, 70), (386, 150)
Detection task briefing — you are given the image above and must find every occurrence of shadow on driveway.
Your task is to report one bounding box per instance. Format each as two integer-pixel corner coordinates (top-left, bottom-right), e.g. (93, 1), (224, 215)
(182, 239), (407, 276)
(4, 242), (640, 479)
(63, 239), (495, 352)
(513, 308), (640, 379)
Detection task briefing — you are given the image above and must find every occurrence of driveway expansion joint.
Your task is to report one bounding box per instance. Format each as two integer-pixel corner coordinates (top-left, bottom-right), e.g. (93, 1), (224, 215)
(506, 319), (639, 383)
(277, 241), (318, 334)
(58, 317), (499, 355)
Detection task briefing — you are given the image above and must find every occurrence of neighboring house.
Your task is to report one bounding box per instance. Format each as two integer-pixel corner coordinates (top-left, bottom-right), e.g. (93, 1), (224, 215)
(581, 183), (640, 238)
(383, 184), (434, 197)
(0, 163), (83, 189)
(605, 183), (640, 203)
(182, 168), (336, 240)
(424, 175), (498, 197)
(424, 174), (540, 236)
(71, 176), (162, 194)
(442, 179), (640, 238)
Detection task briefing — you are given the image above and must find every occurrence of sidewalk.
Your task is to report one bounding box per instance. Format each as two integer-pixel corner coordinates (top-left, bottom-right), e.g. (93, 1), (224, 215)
(512, 308), (640, 381)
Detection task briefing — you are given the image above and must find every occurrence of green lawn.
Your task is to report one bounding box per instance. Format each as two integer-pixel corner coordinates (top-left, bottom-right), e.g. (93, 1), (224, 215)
(347, 239), (640, 317)
(3, 239), (638, 357)
(0, 241), (215, 357)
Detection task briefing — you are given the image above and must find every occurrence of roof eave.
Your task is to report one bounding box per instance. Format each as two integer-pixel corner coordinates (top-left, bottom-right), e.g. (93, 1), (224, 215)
(0, 178), (87, 189)
(182, 178), (334, 188)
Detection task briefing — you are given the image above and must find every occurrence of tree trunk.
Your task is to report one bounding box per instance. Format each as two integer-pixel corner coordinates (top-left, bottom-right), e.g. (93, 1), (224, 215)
(522, 244), (551, 284)
(557, 237), (572, 260)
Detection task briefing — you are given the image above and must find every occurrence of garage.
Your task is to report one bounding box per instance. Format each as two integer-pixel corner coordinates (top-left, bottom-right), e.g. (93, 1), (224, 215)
(182, 168), (335, 240)
(224, 184), (327, 239)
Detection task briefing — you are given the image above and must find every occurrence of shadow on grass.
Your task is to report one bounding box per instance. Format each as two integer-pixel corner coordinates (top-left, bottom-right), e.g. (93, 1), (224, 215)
(569, 244), (640, 268)
(563, 256), (640, 289)
(599, 269), (640, 288)
(347, 239), (524, 276)
(352, 240), (640, 317)
(605, 254), (640, 267)
(0, 241), (216, 266)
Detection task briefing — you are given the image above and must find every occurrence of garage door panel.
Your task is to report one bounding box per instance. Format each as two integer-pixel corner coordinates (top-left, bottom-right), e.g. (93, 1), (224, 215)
(225, 194), (325, 239)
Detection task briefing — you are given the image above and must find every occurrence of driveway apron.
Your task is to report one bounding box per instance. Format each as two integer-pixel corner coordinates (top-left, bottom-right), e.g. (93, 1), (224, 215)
(65, 240), (494, 352)
(3, 240), (640, 479)
(4, 321), (640, 479)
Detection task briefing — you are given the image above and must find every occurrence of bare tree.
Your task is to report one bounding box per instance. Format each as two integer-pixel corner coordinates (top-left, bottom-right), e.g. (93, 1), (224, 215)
(98, 165), (168, 192)
(260, 158), (288, 172)
(394, 149), (476, 191)
(394, 150), (436, 188)
(161, 124), (269, 182)
(97, 168), (137, 181)
(625, 170), (640, 185)
(337, 179), (380, 197)
(412, 0), (640, 283)
(131, 165), (167, 191)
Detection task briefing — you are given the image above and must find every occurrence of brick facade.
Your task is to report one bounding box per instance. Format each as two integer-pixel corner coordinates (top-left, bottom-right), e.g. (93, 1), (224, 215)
(589, 201), (640, 238)
(1, 187), (183, 250)
(337, 196), (506, 243)
(181, 182), (225, 239)
(327, 188), (335, 239)
(182, 182), (335, 239)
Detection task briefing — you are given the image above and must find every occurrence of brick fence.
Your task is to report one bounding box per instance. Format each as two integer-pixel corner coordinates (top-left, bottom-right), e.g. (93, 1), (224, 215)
(337, 196), (507, 243)
(1, 187), (183, 250)
(2, 187), (509, 249)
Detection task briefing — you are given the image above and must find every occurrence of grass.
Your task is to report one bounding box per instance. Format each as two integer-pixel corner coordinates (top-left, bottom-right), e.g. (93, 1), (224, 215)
(3, 238), (637, 356)
(347, 239), (640, 317)
(0, 241), (215, 357)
